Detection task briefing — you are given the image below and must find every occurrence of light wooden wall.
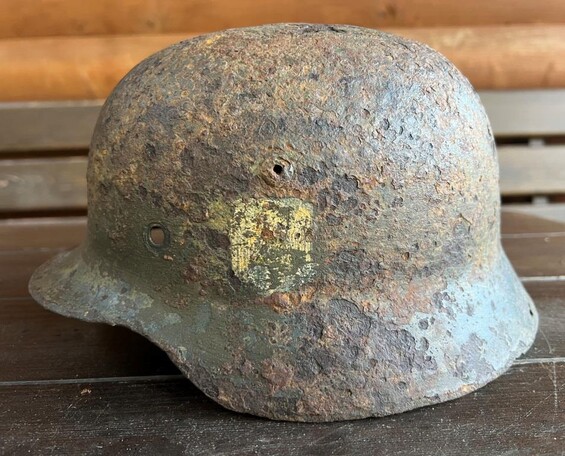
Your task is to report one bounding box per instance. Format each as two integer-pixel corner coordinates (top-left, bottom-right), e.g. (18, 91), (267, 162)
(0, 0), (564, 100)
(1, 0), (565, 213)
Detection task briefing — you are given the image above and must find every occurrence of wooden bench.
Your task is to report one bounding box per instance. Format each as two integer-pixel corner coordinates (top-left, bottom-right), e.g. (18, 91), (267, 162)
(1, 2), (564, 453)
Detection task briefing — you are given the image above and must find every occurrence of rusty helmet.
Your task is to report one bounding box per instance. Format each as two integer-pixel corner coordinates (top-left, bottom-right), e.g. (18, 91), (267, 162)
(30, 24), (538, 422)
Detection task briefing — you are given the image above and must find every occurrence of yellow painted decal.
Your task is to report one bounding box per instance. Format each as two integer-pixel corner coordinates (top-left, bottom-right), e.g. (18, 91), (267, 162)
(229, 198), (316, 295)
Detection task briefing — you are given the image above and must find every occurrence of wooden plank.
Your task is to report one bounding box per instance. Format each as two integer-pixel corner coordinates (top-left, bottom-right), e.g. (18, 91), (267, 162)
(0, 101), (99, 152)
(1, 0), (565, 39)
(0, 157), (87, 211)
(0, 298), (178, 382)
(1, 25), (565, 101)
(0, 205), (559, 253)
(1, 146), (563, 213)
(503, 235), (565, 279)
(499, 146), (565, 196)
(1, 203), (565, 300)
(2, 231), (565, 297)
(1, 203), (563, 252)
(0, 217), (86, 251)
(0, 363), (563, 455)
(502, 204), (565, 235)
(524, 281), (565, 359)
(0, 34), (187, 101)
(480, 90), (565, 137)
(403, 25), (565, 90)
(2, 91), (565, 153)
(0, 250), (57, 298)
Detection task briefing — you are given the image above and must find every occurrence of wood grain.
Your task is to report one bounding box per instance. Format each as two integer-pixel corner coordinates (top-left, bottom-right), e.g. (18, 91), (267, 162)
(3, 92), (565, 153)
(403, 25), (565, 90)
(0, 364), (563, 455)
(0, 101), (101, 152)
(1, 25), (565, 101)
(499, 146), (565, 196)
(0, 34), (180, 101)
(0, 217), (86, 250)
(480, 90), (565, 137)
(524, 281), (565, 359)
(503, 235), (565, 278)
(1, 0), (565, 38)
(0, 157), (86, 211)
(0, 298), (178, 381)
(501, 204), (565, 235)
(2, 146), (564, 213)
(0, 250), (58, 298)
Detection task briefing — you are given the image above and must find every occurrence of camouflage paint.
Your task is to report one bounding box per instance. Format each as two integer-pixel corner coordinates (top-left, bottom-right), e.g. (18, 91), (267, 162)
(29, 24), (538, 422)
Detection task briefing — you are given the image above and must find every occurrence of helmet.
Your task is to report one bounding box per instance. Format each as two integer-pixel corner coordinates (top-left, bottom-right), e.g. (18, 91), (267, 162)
(29, 23), (538, 422)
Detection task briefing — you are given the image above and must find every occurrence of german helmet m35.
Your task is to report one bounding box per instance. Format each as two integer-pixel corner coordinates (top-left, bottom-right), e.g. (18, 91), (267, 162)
(30, 23), (538, 422)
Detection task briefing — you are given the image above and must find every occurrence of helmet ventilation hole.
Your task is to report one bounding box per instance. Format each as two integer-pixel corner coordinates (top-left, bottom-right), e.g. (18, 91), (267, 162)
(146, 223), (169, 249)
(150, 226), (166, 246)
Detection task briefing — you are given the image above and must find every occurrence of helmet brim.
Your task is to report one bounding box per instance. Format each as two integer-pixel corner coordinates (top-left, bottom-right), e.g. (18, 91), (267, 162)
(29, 244), (538, 421)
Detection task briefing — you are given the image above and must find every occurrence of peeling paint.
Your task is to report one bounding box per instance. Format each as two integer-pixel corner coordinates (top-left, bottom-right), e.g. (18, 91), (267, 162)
(229, 198), (316, 294)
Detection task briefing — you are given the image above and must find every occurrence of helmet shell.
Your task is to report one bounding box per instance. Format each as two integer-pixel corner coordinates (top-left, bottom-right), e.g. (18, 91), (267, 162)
(30, 24), (537, 421)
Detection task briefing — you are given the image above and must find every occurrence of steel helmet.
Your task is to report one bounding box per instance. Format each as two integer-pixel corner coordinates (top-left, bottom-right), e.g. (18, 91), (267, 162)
(30, 24), (538, 422)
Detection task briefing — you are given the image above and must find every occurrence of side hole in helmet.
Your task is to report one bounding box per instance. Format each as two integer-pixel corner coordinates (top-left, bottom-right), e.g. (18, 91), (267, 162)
(146, 223), (169, 249)
(273, 164), (284, 175)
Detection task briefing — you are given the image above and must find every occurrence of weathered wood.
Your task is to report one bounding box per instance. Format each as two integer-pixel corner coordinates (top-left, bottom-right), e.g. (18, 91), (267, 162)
(0, 298), (178, 382)
(499, 146), (565, 196)
(2, 203), (565, 300)
(0, 157), (86, 211)
(2, 91), (564, 153)
(503, 235), (565, 279)
(523, 281), (565, 359)
(1, 25), (565, 101)
(480, 90), (565, 137)
(2, 231), (565, 299)
(501, 204), (565, 235)
(0, 250), (57, 298)
(1, 0), (565, 38)
(0, 217), (86, 250)
(0, 101), (100, 152)
(1, 205), (563, 253)
(0, 363), (563, 455)
(2, 145), (563, 213)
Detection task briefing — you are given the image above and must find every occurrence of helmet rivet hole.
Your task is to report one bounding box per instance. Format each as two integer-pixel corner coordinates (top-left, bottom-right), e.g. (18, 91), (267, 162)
(273, 164), (284, 175)
(146, 224), (169, 248)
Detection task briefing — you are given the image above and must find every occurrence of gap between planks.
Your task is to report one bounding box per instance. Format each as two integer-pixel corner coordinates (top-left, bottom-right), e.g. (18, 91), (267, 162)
(1, 358), (564, 387)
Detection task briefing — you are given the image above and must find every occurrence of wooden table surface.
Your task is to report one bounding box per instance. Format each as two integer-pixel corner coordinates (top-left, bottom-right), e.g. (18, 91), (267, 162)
(1, 208), (564, 455)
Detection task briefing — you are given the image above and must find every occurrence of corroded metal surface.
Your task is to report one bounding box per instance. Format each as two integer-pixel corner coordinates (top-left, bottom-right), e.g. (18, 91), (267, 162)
(29, 24), (538, 422)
